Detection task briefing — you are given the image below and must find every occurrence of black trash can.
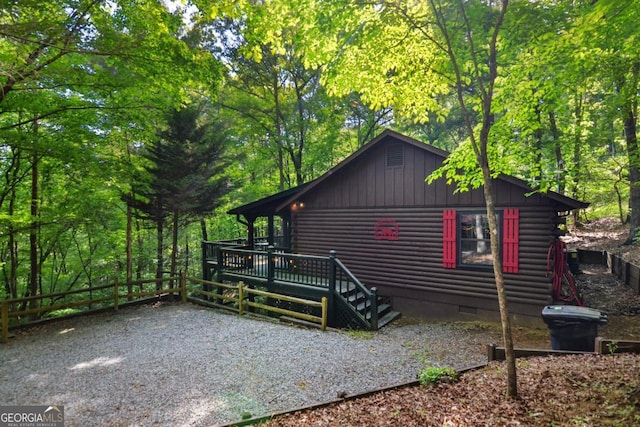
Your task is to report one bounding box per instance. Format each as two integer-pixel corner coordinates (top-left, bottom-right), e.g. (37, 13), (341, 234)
(541, 305), (608, 352)
(567, 249), (580, 274)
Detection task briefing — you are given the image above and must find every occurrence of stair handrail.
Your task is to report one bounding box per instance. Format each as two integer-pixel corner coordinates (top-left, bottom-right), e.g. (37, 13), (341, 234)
(331, 251), (379, 330)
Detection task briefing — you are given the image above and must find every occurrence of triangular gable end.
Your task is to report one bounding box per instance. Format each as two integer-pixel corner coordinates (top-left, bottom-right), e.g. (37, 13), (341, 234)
(276, 129), (589, 213)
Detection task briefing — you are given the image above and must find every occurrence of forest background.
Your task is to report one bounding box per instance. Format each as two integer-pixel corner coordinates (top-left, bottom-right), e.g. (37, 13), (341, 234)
(1, 0), (638, 310)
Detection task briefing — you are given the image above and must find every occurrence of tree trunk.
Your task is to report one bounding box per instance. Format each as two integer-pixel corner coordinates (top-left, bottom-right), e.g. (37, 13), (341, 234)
(7, 208), (18, 299)
(571, 91), (584, 227)
(548, 111), (564, 194)
(156, 218), (164, 289)
(624, 103), (640, 244)
(293, 78), (307, 186)
(136, 219), (143, 281)
(126, 202), (133, 300)
(5, 147), (20, 300)
(428, 0), (516, 397)
(29, 146), (39, 314)
(483, 172), (518, 398)
(170, 210), (179, 288)
(534, 105), (543, 184)
(200, 217), (208, 241)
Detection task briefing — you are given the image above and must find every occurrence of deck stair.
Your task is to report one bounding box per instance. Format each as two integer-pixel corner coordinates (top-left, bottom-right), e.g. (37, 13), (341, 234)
(202, 241), (400, 330)
(339, 285), (401, 329)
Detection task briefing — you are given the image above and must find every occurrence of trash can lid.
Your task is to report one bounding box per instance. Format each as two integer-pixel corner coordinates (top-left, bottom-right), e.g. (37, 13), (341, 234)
(542, 305), (608, 323)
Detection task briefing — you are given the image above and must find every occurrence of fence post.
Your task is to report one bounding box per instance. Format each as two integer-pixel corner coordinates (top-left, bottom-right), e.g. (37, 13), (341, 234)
(202, 240), (208, 281)
(180, 272), (187, 303)
(369, 287), (378, 331)
(238, 281), (245, 316)
(114, 278), (119, 311)
(1, 301), (8, 344)
(320, 297), (328, 332)
(487, 343), (497, 361)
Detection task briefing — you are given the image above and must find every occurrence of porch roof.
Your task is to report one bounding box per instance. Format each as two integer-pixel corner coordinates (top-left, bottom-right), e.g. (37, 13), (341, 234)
(227, 181), (314, 220)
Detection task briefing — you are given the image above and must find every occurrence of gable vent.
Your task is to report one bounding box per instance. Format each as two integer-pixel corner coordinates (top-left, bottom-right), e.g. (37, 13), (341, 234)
(386, 143), (404, 167)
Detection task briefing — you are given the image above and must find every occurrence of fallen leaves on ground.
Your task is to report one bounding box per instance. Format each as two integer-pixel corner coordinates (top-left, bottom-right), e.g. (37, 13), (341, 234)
(261, 354), (640, 427)
(257, 218), (640, 427)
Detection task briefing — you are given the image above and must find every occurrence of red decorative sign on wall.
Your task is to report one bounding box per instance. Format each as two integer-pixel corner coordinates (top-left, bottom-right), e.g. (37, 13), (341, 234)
(374, 218), (399, 241)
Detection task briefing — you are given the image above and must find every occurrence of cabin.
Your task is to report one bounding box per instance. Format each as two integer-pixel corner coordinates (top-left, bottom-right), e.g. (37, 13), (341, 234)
(204, 130), (588, 328)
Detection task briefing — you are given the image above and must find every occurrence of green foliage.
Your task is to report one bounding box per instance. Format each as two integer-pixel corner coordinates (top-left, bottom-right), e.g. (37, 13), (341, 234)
(347, 329), (374, 340)
(418, 366), (458, 386)
(0, 0), (226, 300)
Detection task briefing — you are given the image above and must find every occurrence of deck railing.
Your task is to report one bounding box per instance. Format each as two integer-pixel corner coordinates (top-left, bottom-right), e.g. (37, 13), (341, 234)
(334, 256), (378, 330)
(202, 241), (379, 329)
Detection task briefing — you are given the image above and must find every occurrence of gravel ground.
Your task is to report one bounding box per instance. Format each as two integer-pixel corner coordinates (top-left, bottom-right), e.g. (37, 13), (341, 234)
(0, 302), (498, 426)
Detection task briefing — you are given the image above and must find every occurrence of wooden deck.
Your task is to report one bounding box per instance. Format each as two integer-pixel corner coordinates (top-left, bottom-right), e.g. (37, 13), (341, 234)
(202, 242), (400, 330)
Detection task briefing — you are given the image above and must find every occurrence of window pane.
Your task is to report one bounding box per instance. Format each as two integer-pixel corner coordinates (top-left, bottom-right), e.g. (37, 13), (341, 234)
(459, 213), (494, 266)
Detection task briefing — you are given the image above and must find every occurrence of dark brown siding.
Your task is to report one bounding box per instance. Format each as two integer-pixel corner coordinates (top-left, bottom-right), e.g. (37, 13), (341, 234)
(302, 140), (557, 210)
(292, 206), (556, 317)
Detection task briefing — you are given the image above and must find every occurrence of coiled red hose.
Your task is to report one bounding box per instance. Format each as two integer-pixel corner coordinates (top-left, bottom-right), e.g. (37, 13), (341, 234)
(547, 239), (583, 306)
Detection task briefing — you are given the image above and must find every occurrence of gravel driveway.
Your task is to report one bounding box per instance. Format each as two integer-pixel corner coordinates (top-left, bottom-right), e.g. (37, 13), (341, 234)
(0, 302), (498, 426)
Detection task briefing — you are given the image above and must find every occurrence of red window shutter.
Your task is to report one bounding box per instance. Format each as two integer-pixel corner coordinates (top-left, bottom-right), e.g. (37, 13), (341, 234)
(503, 208), (519, 273)
(443, 210), (457, 269)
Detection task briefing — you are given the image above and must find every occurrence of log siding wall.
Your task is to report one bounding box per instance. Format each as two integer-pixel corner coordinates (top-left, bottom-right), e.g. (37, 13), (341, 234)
(292, 207), (556, 316)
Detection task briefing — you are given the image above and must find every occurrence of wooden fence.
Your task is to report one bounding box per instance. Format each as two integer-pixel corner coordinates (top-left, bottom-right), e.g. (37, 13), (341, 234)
(186, 278), (327, 331)
(1, 276), (184, 343)
(579, 249), (640, 294)
(1, 275), (328, 343)
(487, 338), (640, 361)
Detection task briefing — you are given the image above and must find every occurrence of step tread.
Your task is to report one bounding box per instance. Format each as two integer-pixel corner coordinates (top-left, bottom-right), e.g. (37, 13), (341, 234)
(377, 311), (402, 329)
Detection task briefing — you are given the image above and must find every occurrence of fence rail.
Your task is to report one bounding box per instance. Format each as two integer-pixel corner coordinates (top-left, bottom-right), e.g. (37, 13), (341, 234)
(186, 278), (327, 330)
(1, 274), (328, 343)
(238, 282), (327, 330)
(1, 276), (185, 344)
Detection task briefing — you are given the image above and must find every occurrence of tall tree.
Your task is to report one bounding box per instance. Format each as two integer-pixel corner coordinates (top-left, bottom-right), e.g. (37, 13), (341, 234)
(196, 12), (383, 197)
(576, 1), (640, 242)
(253, 0), (518, 396)
(126, 101), (230, 282)
(0, 0), (223, 298)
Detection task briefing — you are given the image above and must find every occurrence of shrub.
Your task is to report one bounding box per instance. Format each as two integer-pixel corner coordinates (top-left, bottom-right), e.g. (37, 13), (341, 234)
(418, 366), (458, 386)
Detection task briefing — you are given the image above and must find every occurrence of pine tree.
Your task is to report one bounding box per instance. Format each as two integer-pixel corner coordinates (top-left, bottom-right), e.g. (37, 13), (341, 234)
(126, 102), (230, 283)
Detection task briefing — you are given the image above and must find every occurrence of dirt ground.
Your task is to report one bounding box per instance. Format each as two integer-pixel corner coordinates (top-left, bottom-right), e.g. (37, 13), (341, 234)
(566, 218), (640, 342)
(260, 218), (640, 427)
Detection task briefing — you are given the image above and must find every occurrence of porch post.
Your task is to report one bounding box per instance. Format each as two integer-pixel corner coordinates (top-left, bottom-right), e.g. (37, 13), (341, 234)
(247, 217), (255, 270)
(214, 245), (223, 304)
(282, 214), (292, 251)
(268, 215), (275, 246)
(247, 219), (255, 249)
(202, 241), (208, 281)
